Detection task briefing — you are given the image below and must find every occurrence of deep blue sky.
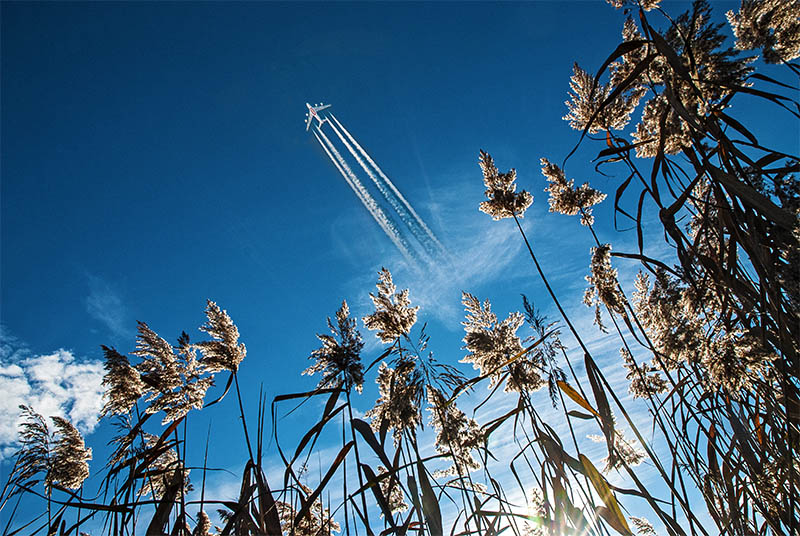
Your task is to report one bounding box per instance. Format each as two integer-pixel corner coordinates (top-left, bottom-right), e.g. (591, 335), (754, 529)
(2, 1), (631, 384)
(4, 0), (795, 530)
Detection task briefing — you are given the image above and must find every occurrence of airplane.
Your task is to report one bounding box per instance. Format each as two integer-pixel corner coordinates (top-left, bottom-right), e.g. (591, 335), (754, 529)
(305, 102), (331, 130)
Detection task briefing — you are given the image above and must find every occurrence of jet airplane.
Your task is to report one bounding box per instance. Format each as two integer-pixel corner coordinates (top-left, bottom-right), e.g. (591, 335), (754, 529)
(305, 102), (331, 130)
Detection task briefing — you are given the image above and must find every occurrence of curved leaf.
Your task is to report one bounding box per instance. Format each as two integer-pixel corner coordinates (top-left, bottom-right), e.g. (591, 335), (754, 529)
(579, 454), (630, 536)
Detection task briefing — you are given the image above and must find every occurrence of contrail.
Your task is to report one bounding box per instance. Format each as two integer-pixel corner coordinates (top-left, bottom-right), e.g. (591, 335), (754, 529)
(329, 113), (446, 258)
(313, 126), (417, 264)
(326, 118), (435, 265)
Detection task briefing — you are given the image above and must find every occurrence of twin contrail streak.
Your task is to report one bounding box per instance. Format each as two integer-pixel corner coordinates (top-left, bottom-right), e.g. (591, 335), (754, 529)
(326, 117), (434, 265)
(306, 102), (446, 267)
(329, 113), (446, 257)
(313, 126), (416, 263)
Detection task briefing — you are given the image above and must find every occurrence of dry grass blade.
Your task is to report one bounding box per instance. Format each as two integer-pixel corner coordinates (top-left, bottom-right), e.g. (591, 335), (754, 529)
(145, 468), (182, 536)
(294, 442), (353, 527)
(579, 454), (630, 536)
(556, 381), (601, 419)
(414, 461), (442, 536)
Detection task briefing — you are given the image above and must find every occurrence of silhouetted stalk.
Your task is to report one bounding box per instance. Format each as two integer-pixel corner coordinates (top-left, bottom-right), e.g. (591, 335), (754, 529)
(133, 404), (160, 514)
(512, 214), (594, 359)
(345, 390), (372, 535)
(233, 371), (255, 463)
(342, 410), (351, 536)
(402, 434), (426, 535)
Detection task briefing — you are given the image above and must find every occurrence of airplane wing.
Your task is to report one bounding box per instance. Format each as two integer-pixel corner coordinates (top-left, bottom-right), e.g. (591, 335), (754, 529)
(305, 103), (332, 131)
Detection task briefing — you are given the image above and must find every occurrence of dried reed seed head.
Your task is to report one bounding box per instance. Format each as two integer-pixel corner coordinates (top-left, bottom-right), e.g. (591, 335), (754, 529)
(304, 300), (365, 393)
(276, 494), (341, 535)
(13, 405), (51, 487)
(478, 150), (533, 220)
(701, 331), (775, 392)
(195, 510), (212, 536)
(138, 432), (191, 500)
(541, 158), (606, 226)
(523, 488), (546, 536)
(609, 18), (654, 94)
(606, 1), (754, 157)
(101, 346), (145, 417)
(632, 270), (704, 370)
(363, 268), (419, 343)
(504, 360), (547, 393)
(589, 429), (645, 471)
(631, 95), (694, 158)
(197, 300), (246, 373)
(48, 416), (92, 490)
(377, 465), (408, 515)
(606, 0), (661, 10)
(621, 347), (668, 398)
(666, 2), (755, 99)
(584, 244), (627, 331)
(12, 408), (92, 491)
(364, 361), (422, 445)
(134, 321), (214, 424)
(134, 321), (182, 393)
(107, 414), (138, 466)
(427, 387), (482, 476)
(461, 292), (542, 392)
(727, 0), (800, 63)
(631, 516), (657, 536)
(563, 63), (641, 133)
(634, 265), (776, 396)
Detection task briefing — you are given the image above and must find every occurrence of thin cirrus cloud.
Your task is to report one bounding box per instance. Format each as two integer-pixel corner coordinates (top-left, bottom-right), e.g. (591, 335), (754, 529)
(85, 274), (132, 340)
(0, 328), (104, 459)
(337, 172), (527, 328)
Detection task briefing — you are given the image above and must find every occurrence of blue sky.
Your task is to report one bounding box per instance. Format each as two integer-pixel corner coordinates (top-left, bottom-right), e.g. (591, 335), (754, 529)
(2, 0), (797, 532)
(1, 1), (616, 351)
(1, 0), (624, 423)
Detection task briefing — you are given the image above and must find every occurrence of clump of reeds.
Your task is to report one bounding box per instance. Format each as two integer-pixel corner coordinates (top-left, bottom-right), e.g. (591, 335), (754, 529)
(2, 1), (798, 535)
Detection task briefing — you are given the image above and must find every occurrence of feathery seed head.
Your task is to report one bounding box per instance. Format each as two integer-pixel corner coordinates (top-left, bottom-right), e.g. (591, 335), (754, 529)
(304, 300), (365, 393)
(197, 300), (246, 373)
(101, 345), (144, 417)
(461, 293), (543, 392)
(363, 268), (419, 343)
(590, 429), (645, 471)
(12, 405), (51, 490)
(727, 0), (800, 63)
(377, 465), (408, 515)
(276, 486), (341, 535)
(195, 511), (212, 536)
(12, 408), (91, 492)
(134, 321), (182, 393)
(541, 158), (606, 226)
(427, 387), (482, 476)
(134, 322), (213, 424)
(563, 63), (641, 133)
(49, 416), (92, 490)
(478, 150), (533, 220)
(621, 347), (668, 398)
(364, 360), (422, 445)
(584, 244), (626, 331)
(138, 432), (191, 500)
(631, 516), (657, 536)
(701, 331), (775, 392)
(606, 0), (661, 10)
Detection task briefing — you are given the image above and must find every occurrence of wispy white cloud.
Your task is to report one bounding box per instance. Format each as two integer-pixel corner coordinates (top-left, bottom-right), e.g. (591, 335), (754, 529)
(0, 329), (104, 459)
(85, 274), (132, 340)
(339, 171), (529, 329)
